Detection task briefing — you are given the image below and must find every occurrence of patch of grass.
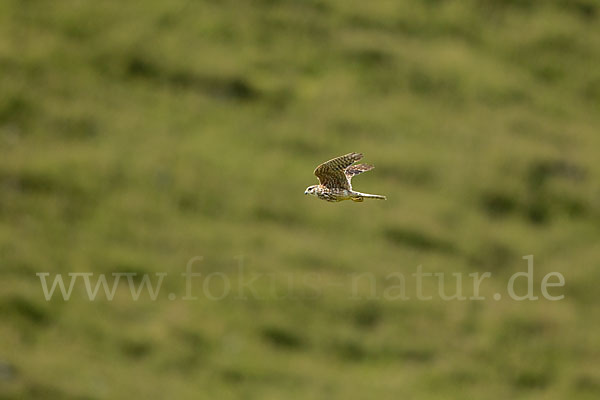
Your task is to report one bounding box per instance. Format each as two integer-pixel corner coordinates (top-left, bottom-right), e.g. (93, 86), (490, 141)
(1, 0), (599, 399)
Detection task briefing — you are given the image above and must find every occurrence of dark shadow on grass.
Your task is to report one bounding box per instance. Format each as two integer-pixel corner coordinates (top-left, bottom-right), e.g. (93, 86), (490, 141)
(352, 302), (382, 329)
(0, 295), (51, 326)
(261, 326), (305, 350)
(480, 190), (517, 218)
(124, 55), (260, 101)
(383, 227), (456, 253)
(120, 338), (153, 360)
(0, 94), (35, 131)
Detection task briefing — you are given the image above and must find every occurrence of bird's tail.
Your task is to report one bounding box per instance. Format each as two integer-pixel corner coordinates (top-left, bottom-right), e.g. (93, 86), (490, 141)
(355, 192), (387, 200)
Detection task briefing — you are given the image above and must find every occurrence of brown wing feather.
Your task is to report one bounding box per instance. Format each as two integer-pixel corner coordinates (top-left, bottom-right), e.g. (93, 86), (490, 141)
(314, 152), (363, 189)
(345, 163), (374, 180)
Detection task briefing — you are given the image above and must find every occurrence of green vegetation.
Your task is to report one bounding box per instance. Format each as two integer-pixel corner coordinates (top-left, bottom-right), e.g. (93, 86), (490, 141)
(1, 0), (599, 398)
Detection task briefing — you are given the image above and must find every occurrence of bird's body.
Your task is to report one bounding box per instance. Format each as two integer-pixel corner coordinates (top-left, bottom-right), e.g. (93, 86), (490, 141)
(304, 152), (386, 202)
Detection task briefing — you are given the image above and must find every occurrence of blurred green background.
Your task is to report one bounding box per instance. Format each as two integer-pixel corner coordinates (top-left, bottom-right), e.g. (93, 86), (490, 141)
(1, 0), (600, 399)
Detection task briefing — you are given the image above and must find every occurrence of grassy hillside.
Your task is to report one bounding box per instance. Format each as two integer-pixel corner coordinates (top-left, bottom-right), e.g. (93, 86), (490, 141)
(1, 0), (599, 399)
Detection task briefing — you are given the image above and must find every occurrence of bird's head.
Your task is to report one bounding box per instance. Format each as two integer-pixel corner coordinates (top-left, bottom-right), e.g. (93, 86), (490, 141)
(304, 185), (318, 197)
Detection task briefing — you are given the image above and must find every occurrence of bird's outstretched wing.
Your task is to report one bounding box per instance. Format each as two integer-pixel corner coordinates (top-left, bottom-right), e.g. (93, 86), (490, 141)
(314, 152), (363, 189)
(345, 163), (374, 180)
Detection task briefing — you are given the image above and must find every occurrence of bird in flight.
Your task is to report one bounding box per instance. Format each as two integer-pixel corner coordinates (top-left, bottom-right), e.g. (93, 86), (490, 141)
(304, 152), (387, 202)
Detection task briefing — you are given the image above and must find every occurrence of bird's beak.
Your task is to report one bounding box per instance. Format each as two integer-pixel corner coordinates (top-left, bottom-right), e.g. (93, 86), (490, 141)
(304, 190), (308, 195)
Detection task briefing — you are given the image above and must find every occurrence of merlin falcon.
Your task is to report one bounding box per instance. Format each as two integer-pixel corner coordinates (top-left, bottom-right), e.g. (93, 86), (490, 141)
(304, 152), (387, 202)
